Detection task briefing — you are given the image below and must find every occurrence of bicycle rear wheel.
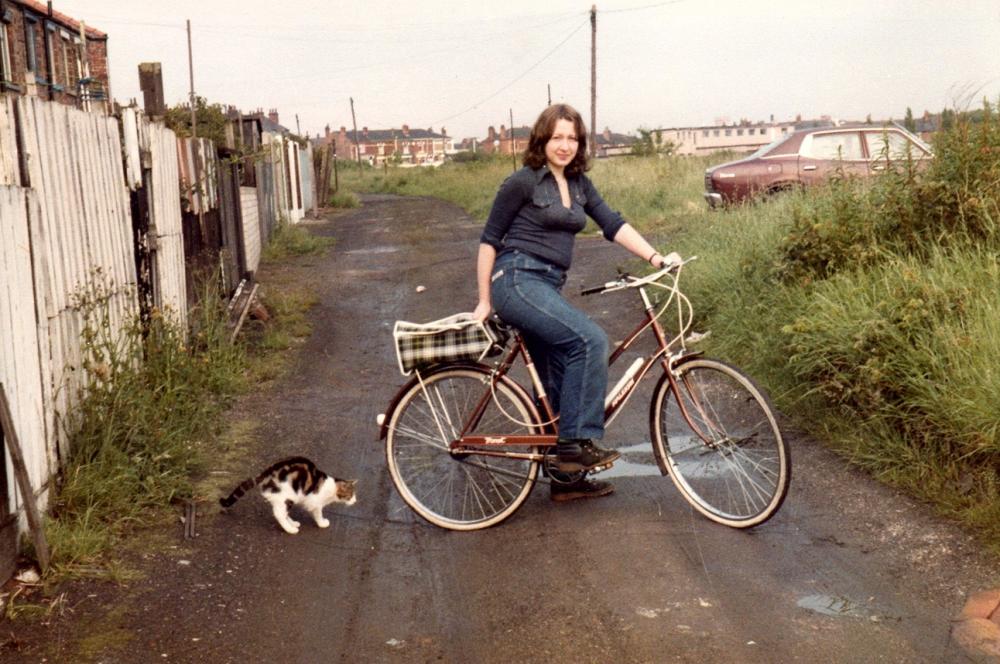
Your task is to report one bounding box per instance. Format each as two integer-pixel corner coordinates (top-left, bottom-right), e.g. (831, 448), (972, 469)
(386, 366), (541, 530)
(651, 357), (789, 528)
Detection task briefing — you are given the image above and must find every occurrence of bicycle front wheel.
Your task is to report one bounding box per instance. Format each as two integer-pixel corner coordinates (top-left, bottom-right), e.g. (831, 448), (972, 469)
(650, 358), (789, 528)
(386, 366), (541, 530)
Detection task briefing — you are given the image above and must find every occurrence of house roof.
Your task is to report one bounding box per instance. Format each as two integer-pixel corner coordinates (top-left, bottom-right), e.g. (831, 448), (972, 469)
(595, 132), (635, 146)
(357, 128), (446, 142)
(15, 0), (107, 39)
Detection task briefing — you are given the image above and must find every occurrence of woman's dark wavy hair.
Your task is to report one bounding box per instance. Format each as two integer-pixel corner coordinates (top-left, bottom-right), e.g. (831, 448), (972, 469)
(522, 104), (590, 176)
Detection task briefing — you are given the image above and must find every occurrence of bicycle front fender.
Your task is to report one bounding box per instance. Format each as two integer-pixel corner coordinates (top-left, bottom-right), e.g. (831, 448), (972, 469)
(376, 362), (530, 440)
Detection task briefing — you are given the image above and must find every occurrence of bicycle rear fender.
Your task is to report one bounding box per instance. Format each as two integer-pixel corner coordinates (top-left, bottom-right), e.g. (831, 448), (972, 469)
(376, 362), (545, 440)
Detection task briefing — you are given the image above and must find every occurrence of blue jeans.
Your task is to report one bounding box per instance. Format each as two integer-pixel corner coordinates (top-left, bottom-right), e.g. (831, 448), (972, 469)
(490, 250), (609, 440)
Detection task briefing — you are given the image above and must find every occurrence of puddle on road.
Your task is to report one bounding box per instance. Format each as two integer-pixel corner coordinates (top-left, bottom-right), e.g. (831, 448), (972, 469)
(596, 442), (662, 479)
(345, 246), (400, 255)
(797, 594), (898, 622)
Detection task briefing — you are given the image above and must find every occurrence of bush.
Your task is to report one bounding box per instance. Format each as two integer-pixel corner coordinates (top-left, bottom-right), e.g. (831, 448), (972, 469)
(779, 101), (1000, 282)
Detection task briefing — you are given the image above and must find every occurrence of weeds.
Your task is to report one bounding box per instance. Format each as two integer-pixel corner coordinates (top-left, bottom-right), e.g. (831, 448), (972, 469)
(263, 218), (335, 261)
(43, 273), (244, 578)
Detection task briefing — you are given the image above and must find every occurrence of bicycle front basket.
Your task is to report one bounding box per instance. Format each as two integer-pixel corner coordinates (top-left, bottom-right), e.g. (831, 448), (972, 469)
(393, 313), (497, 376)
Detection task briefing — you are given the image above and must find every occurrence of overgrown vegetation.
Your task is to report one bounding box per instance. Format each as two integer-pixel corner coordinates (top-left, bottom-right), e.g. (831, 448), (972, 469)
(46, 276), (244, 577)
(38, 225), (332, 584)
(262, 218), (336, 261)
(335, 102), (1000, 550)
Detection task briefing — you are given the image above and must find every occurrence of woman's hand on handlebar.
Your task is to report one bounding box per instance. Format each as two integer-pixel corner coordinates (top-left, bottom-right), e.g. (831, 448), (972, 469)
(654, 251), (683, 269)
(473, 300), (492, 322)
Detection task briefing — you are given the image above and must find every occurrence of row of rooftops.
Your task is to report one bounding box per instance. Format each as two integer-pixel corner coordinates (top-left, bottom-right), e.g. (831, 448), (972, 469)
(9, 0), (107, 39)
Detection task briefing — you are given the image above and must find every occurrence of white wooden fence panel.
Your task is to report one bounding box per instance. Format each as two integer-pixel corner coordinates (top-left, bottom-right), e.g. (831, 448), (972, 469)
(0, 98), (18, 185)
(146, 121), (187, 329)
(286, 140), (303, 223)
(240, 186), (261, 273)
(300, 144), (314, 213)
(0, 186), (51, 518)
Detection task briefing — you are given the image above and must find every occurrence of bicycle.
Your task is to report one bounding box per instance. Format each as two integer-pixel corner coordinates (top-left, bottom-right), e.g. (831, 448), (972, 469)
(378, 258), (790, 531)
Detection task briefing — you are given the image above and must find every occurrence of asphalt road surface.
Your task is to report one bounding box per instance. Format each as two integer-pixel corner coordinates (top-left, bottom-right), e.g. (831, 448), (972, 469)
(16, 195), (998, 663)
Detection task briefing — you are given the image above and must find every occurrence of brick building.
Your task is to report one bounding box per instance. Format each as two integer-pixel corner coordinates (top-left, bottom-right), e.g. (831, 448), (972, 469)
(480, 125), (530, 156)
(318, 124), (451, 166)
(0, 0), (109, 109)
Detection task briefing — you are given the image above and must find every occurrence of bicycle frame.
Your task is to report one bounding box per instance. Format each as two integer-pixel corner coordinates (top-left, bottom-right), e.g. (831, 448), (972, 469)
(450, 281), (697, 461)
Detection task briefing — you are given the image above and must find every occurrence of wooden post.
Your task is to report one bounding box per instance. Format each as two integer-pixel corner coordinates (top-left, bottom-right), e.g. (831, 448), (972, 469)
(0, 384), (50, 573)
(350, 97), (361, 167)
(138, 62), (165, 119)
(590, 5), (597, 159)
(510, 108), (517, 173)
(187, 20), (206, 242)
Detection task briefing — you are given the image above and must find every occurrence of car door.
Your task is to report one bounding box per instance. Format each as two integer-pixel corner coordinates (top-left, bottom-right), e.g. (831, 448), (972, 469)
(863, 129), (931, 174)
(798, 130), (867, 187)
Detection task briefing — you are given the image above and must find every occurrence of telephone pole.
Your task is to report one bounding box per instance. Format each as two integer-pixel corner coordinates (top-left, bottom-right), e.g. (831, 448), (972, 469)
(590, 5), (597, 159)
(350, 97), (361, 167)
(187, 19), (205, 240)
(547, 83), (552, 106)
(510, 108), (517, 172)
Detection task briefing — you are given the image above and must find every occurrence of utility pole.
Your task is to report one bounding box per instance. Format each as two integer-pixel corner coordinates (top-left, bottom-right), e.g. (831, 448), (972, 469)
(187, 19), (205, 241)
(547, 83), (552, 106)
(350, 97), (361, 167)
(295, 113), (301, 136)
(590, 5), (597, 159)
(510, 108), (517, 173)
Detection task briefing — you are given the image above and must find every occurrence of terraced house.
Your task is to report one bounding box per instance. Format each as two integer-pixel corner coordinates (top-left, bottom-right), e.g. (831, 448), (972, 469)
(0, 0), (109, 109)
(320, 124), (452, 166)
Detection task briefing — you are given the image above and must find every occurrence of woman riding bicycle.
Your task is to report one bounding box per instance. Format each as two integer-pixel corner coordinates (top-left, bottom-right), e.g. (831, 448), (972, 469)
(473, 103), (679, 502)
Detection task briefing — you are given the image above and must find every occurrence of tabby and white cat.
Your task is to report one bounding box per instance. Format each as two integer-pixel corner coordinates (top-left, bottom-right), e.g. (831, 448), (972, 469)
(219, 457), (358, 534)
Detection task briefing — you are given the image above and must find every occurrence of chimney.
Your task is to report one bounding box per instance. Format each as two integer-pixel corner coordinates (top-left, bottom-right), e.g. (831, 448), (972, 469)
(602, 127), (611, 141)
(441, 127), (447, 137)
(487, 126), (496, 141)
(362, 126), (369, 139)
(325, 124), (331, 138)
(500, 124), (507, 139)
(268, 108), (279, 125)
(402, 124), (409, 137)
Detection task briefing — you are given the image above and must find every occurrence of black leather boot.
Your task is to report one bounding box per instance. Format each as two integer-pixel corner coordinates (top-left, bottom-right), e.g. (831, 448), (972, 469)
(553, 438), (620, 473)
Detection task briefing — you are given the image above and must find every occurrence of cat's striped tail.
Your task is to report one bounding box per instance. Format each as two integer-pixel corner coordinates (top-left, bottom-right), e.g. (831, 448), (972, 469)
(219, 475), (261, 508)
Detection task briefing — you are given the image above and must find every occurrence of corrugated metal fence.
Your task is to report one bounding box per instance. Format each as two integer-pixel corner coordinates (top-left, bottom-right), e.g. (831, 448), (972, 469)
(0, 95), (316, 566)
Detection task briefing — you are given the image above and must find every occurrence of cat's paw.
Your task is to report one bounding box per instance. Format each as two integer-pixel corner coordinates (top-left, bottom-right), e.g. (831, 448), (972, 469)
(281, 522), (300, 535)
(315, 518), (330, 528)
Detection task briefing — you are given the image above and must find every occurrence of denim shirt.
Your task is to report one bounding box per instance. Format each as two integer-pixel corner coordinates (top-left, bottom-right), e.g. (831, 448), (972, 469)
(480, 165), (626, 270)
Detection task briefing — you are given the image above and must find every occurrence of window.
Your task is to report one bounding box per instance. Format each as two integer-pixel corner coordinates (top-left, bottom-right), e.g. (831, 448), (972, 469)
(725, 129), (732, 136)
(24, 16), (39, 75)
(61, 32), (73, 90)
(810, 132), (864, 160)
(864, 131), (926, 159)
(46, 23), (57, 86)
(702, 130), (708, 137)
(713, 129), (720, 137)
(737, 129), (744, 136)
(0, 23), (10, 82)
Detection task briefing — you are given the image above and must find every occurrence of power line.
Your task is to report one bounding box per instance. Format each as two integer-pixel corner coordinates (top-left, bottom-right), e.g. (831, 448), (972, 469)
(601, 0), (687, 14)
(427, 17), (589, 127)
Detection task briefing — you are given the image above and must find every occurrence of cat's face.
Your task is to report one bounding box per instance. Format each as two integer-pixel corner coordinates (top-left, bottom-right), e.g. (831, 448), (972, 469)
(332, 478), (358, 506)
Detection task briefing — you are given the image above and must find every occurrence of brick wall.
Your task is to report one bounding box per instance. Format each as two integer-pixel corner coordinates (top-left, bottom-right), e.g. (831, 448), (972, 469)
(0, 1), (109, 108)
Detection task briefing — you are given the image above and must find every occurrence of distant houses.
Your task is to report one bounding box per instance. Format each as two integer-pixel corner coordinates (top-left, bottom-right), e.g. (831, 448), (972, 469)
(316, 124), (452, 166)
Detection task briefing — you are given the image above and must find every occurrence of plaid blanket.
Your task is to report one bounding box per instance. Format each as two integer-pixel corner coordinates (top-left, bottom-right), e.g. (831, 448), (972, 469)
(393, 313), (497, 375)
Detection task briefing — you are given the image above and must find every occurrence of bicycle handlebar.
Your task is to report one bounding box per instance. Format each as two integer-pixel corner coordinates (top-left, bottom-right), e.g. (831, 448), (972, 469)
(580, 256), (697, 296)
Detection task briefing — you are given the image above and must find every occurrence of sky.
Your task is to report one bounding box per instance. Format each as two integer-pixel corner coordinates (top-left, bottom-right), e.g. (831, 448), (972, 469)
(51, 0), (1000, 140)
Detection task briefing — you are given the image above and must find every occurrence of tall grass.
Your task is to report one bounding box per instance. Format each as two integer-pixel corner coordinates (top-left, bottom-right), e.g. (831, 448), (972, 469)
(338, 153), (725, 234)
(48, 275), (245, 576)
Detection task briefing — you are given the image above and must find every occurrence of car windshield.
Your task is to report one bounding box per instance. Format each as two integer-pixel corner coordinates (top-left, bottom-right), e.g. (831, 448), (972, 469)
(749, 135), (794, 159)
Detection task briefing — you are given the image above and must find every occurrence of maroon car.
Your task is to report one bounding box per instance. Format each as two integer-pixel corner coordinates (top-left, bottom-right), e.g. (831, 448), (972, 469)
(703, 124), (933, 207)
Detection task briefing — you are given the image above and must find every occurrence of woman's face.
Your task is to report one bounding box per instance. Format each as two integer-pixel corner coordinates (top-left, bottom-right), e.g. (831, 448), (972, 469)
(544, 118), (579, 171)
